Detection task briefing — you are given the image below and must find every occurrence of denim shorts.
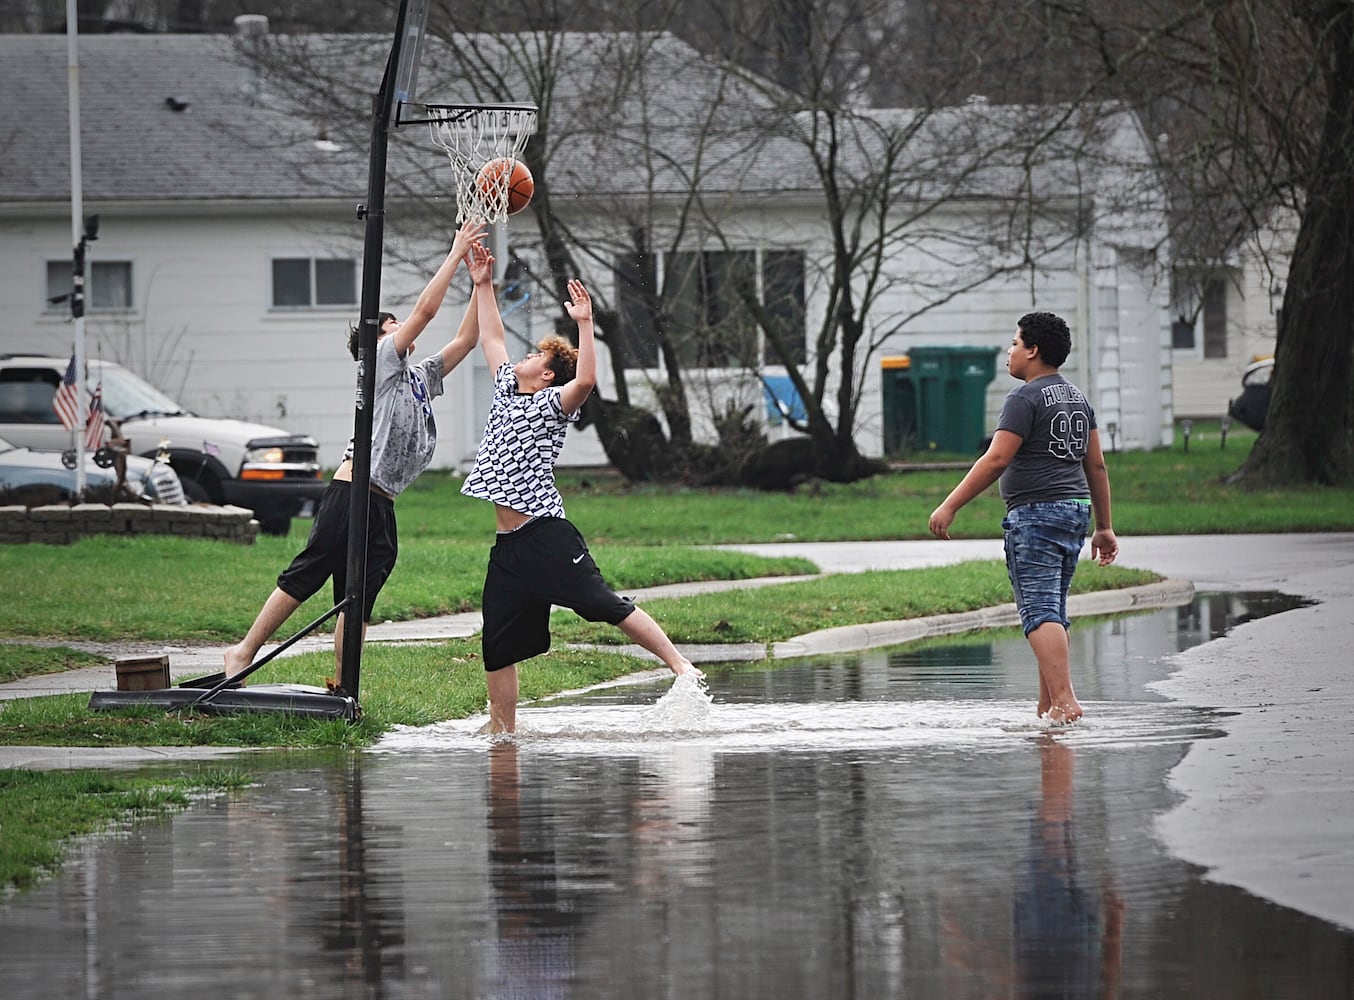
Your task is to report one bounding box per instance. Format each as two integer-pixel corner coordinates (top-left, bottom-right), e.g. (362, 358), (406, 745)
(1002, 500), (1091, 635)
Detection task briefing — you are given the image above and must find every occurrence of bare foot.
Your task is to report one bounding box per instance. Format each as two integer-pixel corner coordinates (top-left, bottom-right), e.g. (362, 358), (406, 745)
(477, 700), (517, 736)
(477, 716), (514, 737)
(1044, 700), (1084, 725)
(222, 643), (252, 684)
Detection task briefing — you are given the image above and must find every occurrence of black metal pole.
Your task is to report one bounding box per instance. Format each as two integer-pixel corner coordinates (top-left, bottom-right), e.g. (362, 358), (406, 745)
(339, 0), (411, 700)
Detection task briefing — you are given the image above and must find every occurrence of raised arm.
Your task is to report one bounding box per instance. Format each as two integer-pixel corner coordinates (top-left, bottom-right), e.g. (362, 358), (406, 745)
(469, 243), (509, 372)
(393, 220), (486, 358)
(438, 274), (482, 374)
(557, 279), (597, 415)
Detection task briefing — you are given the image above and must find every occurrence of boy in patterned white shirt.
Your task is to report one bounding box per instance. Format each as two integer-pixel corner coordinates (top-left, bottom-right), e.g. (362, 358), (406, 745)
(461, 246), (702, 734)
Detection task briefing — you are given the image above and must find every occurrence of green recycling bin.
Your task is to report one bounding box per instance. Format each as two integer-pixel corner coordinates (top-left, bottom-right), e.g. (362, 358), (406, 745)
(908, 345), (1001, 454)
(881, 356), (917, 456)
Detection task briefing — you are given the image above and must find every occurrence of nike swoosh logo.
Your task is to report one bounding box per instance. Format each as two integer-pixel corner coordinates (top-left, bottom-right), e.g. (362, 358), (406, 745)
(572, 552), (586, 564)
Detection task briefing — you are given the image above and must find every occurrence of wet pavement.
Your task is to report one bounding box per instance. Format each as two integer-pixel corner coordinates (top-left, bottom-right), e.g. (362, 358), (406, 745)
(3, 532), (1354, 969)
(1, 593), (1350, 998)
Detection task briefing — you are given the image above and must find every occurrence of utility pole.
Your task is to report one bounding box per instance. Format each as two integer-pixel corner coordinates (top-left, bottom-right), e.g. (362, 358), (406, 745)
(65, 0), (88, 495)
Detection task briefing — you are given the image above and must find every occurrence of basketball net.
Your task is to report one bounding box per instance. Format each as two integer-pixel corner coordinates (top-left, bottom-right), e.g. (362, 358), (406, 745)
(426, 104), (537, 224)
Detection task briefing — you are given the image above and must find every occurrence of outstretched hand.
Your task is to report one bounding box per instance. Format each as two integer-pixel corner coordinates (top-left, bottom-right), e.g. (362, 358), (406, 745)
(467, 242), (495, 286)
(564, 279), (592, 323)
(452, 219), (487, 258)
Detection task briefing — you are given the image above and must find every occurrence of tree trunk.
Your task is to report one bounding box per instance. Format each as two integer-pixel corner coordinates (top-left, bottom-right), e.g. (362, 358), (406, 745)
(1235, 3), (1354, 486)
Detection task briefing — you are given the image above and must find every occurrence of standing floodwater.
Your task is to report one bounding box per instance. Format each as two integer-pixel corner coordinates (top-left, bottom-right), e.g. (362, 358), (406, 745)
(0, 592), (1347, 998)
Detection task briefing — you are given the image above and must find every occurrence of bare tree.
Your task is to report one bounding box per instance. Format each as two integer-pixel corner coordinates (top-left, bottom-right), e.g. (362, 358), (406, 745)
(155, 0), (1161, 485)
(653, 0), (1138, 481)
(1004, 0), (1353, 484)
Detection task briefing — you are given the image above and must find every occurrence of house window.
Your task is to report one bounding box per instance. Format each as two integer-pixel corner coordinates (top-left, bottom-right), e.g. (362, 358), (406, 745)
(1170, 274), (1228, 357)
(761, 251), (807, 367)
(271, 257), (357, 309)
(1171, 315), (1195, 350)
(615, 250), (660, 369)
(614, 247), (806, 370)
(1201, 278), (1227, 359)
(45, 260), (133, 311)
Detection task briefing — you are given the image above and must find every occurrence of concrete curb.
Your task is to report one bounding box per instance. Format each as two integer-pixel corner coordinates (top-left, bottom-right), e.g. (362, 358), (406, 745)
(0, 579), (1197, 703)
(772, 578), (1196, 659)
(0, 746), (255, 771)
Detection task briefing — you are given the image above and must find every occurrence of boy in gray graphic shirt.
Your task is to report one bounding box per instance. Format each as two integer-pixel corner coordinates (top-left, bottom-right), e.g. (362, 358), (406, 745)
(928, 312), (1118, 724)
(223, 221), (487, 686)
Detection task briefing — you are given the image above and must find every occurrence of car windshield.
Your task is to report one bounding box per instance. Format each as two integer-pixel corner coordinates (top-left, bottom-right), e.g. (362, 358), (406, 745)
(92, 364), (186, 419)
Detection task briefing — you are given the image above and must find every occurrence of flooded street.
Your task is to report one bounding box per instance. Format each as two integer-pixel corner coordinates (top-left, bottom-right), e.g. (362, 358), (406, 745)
(2, 592), (1350, 998)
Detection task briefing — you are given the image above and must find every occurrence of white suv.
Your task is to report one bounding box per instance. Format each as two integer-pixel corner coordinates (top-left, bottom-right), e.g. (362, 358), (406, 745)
(0, 355), (324, 535)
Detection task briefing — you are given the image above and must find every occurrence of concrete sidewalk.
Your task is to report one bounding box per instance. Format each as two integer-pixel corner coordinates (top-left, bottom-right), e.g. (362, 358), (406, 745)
(0, 537), (1171, 701)
(3, 533), (1352, 931)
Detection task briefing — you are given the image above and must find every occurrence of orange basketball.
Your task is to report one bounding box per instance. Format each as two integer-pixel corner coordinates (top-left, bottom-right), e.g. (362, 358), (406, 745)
(476, 157), (534, 215)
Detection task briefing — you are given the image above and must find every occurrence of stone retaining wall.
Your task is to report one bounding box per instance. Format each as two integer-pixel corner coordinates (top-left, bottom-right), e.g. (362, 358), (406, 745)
(0, 503), (259, 545)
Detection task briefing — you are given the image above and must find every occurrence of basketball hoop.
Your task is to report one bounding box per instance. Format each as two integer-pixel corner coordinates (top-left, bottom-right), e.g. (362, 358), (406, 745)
(407, 102), (538, 223)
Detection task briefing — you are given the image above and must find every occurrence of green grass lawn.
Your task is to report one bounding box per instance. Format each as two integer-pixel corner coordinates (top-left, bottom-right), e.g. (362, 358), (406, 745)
(2, 425), (1351, 893)
(3, 422), (1346, 645)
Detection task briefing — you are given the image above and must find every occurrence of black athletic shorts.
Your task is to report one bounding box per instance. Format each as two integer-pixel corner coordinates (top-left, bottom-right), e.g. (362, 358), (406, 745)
(276, 479), (397, 623)
(480, 516), (635, 671)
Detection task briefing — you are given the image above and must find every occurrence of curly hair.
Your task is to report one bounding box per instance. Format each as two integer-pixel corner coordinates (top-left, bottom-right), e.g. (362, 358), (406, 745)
(347, 312), (398, 361)
(536, 334), (579, 383)
(1017, 311), (1072, 368)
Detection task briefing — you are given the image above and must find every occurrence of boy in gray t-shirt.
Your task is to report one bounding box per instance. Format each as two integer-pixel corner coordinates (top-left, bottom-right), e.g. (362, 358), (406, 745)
(223, 222), (487, 688)
(928, 312), (1118, 724)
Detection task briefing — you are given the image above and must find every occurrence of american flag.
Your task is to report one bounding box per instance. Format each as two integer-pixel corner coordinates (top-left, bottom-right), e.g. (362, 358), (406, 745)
(85, 382), (106, 451)
(52, 353), (80, 431)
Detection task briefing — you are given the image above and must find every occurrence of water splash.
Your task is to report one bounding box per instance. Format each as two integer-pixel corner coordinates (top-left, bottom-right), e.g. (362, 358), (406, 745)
(373, 697), (1218, 755)
(639, 672), (714, 733)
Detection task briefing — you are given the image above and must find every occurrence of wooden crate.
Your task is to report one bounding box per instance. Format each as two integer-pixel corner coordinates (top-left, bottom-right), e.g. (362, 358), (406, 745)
(115, 655), (170, 691)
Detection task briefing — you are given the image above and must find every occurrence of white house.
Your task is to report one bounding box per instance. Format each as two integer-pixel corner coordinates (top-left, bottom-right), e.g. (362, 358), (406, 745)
(1170, 210), (1294, 420)
(0, 27), (1178, 474)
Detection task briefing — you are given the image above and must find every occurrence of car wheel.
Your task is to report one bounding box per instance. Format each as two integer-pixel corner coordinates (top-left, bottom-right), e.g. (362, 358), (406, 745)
(256, 514), (292, 536)
(180, 475), (215, 504)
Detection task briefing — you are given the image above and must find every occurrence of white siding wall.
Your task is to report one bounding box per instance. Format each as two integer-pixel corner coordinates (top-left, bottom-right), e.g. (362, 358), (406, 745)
(1171, 212), (1292, 419)
(0, 206), (484, 472)
(1106, 250), (1173, 449)
(3, 188), (1176, 472)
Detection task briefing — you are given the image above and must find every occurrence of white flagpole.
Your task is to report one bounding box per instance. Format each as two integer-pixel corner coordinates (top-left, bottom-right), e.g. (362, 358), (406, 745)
(66, 0), (87, 495)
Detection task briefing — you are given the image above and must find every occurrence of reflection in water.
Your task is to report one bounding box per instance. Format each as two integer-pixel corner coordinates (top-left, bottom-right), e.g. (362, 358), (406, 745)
(0, 592), (1350, 998)
(1173, 591), (1315, 645)
(1012, 739), (1124, 999)
(484, 742), (580, 997)
(481, 741), (716, 996)
(942, 738), (1125, 1000)
(321, 755), (405, 995)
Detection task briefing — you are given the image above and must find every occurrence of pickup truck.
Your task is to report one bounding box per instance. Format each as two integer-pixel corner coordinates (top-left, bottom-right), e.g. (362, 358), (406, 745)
(0, 354), (324, 534)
